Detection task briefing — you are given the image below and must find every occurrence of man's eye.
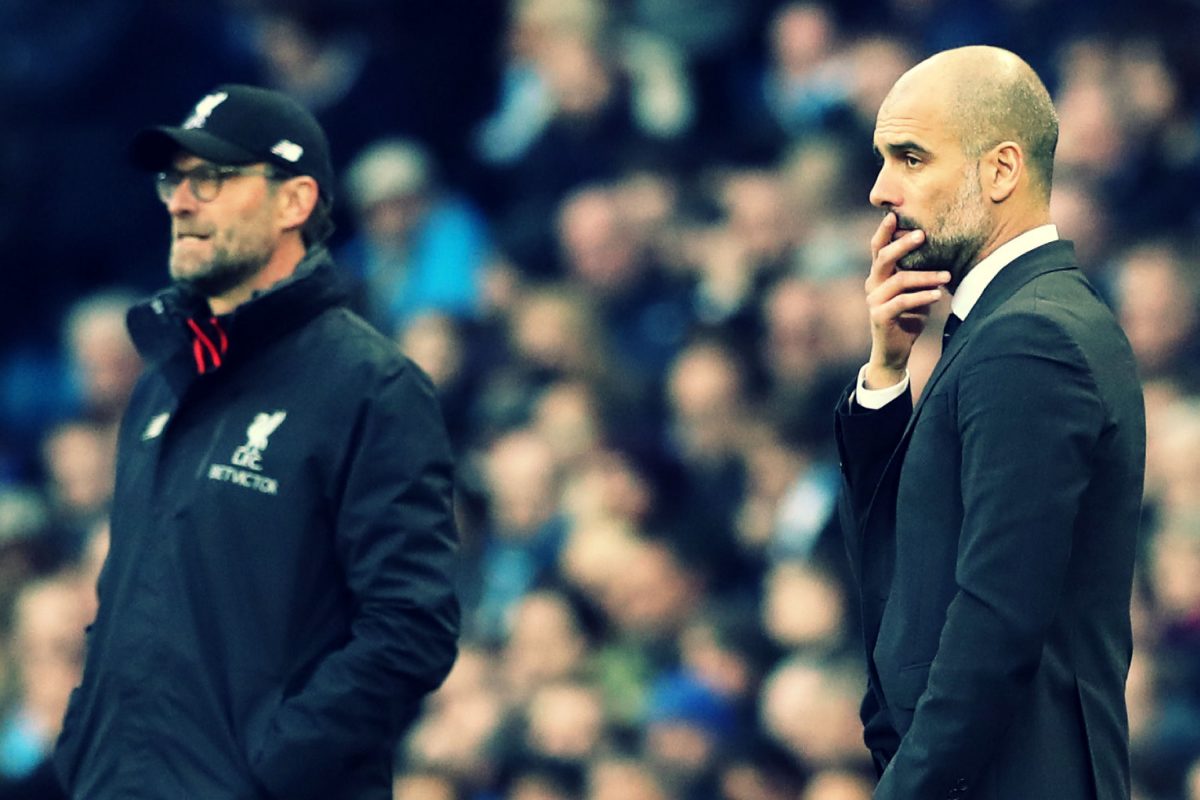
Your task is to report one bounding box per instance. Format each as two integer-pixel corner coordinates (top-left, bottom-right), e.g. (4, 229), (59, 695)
(905, 154), (921, 168)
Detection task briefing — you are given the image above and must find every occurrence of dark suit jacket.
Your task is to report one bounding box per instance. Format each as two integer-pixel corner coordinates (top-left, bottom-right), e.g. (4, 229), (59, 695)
(835, 241), (1145, 800)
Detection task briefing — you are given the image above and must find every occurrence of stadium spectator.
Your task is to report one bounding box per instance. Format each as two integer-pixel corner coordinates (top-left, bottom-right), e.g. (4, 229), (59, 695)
(339, 138), (495, 335)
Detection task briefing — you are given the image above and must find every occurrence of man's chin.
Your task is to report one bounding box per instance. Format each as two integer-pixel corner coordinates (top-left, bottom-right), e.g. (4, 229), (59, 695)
(898, 243), (958, 273)
(171, 258), (265, 300)
(169, 260), (208, 286)
(897, 254), (939, 272)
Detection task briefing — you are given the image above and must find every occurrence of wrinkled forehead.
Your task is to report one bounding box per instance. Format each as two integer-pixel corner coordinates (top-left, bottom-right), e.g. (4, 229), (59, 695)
(877, 66), (957, 126)
(873, 73), (960, 150)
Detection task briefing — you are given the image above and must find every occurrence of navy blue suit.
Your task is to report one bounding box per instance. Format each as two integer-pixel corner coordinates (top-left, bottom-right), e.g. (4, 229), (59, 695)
(836, 241), (1145, 799)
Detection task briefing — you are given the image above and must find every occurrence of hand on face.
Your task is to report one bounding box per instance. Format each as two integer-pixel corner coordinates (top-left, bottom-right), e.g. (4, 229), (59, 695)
(863, 212), (949, 386)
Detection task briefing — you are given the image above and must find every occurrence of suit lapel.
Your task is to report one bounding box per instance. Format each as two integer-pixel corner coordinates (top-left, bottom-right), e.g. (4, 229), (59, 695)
(900, 240), (1079, 443)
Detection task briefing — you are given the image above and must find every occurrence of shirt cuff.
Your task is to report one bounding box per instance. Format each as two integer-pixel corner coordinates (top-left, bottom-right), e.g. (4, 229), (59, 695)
(853, 363), (910, 410)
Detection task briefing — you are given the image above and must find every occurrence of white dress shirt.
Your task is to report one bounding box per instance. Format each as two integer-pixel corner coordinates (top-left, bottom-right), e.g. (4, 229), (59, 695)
(855, 224), (1060, 409)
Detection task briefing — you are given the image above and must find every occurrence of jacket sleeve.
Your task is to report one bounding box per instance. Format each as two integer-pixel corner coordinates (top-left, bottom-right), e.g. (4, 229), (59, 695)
(249, 362), (460, 800)
(874, 313), (1104, 799)
(835, 380), (913, 516)
(835, 380), (912, 769)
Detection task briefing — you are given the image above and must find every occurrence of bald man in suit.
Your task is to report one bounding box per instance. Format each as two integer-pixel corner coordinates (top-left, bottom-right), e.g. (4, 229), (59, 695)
(835, 46), (1145, 799)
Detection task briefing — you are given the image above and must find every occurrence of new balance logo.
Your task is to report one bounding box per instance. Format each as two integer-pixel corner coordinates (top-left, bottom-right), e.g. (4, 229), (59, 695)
(142, 412), (170, 441)
(271, 139), (304, 162)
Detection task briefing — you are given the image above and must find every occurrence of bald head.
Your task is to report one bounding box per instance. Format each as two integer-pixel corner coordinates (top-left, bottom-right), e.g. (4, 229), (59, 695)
(886, 46), (1058, 200)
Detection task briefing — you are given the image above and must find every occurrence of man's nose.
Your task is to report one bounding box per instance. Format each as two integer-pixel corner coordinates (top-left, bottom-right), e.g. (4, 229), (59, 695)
(869, 167), (898, 210)
(166, 179), (199, 215)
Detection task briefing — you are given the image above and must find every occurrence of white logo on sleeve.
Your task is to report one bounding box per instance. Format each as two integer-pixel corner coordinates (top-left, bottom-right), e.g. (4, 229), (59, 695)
(209, 410), (287, 495)
(183, 91), (229, 130)
(142, 412), (170, 441)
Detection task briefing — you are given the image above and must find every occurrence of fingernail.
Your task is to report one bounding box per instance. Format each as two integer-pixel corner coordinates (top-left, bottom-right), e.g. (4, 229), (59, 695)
(939, 271), (950, 280)
(910, 230), (924, 240)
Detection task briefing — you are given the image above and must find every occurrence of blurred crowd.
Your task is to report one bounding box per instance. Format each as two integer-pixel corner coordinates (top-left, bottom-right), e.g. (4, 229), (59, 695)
(3, 0), (1200, 798)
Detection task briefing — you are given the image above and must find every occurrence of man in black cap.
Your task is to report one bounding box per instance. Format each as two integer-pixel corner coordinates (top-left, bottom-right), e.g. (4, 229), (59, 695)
(53, 85), (460, 800)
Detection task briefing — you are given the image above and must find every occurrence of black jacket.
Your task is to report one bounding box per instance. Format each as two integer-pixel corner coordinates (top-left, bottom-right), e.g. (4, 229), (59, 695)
(836, 242), (1145, 800)
(55, 249), (460, 800)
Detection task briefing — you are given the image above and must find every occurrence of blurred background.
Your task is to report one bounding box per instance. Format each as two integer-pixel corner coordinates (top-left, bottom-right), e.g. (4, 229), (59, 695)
(2, 0), (1200, 798)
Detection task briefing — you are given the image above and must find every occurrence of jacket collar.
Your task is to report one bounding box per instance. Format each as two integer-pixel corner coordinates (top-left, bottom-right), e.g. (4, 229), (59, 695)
(127, 247), (348, 392)
(949, 224), (1059, 321)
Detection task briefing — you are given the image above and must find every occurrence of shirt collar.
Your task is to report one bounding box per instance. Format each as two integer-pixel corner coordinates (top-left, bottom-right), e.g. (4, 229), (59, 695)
(950, 224), (1059, 320)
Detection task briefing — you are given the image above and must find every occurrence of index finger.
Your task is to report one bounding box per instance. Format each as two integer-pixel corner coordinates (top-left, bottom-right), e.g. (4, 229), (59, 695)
(869, 227), (925, 290)
(870, 211), (898, 261)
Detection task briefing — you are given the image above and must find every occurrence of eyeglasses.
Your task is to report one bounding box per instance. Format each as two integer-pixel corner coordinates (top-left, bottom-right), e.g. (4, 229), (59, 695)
(155, 164), (283, 203)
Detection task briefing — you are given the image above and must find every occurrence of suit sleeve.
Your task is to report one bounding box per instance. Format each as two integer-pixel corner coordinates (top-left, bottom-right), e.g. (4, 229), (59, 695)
(835, 381), (913, 517)
(835, 381), (912, 768)
(249, 362), (460, 800)
(874, 313), (1104, 799)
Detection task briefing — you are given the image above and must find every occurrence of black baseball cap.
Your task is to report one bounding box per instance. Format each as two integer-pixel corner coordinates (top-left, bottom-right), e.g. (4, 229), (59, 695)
(130, 84), (334, 201)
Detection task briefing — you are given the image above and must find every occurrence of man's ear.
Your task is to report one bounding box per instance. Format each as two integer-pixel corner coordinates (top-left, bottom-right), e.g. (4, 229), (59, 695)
(275, 176), (319, 232)
(984, 141), (1022, 203)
